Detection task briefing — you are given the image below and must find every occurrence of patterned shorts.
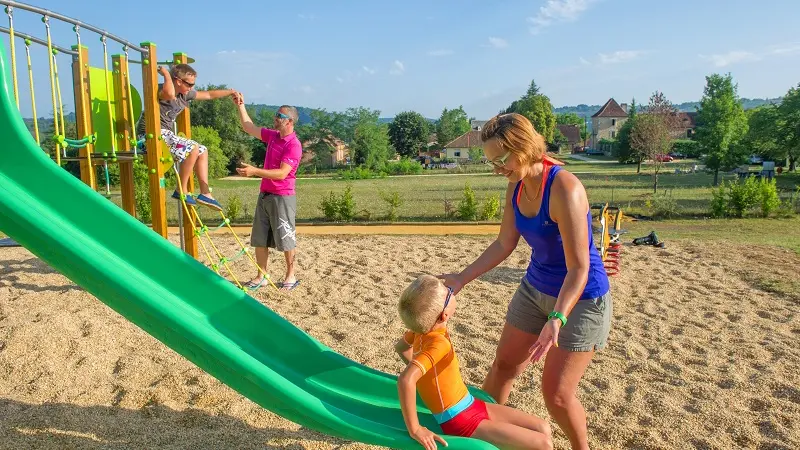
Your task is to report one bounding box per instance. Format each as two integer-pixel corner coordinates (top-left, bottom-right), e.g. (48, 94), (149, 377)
(139, 129), (207, 163)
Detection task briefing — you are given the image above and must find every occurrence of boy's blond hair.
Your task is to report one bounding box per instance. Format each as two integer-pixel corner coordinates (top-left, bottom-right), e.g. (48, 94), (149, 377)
(399, 274), (448, 334)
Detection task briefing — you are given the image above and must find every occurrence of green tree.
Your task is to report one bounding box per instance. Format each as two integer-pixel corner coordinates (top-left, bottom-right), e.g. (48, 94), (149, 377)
(387, 111), (430, 158)
(436, 106), (471, 147)
(341, 107), (381, 145)
(556, 112), (588, 142)
(631, 91), (679, 192)
(504, 80), (556, 142)
(189, 84), (250, 173)
(614, 99), (639, 167)
(694, 74), (749, 185)
(778, 83), (800, 171)
(191, 125), (229, 179)
(352, 122), (390, 170)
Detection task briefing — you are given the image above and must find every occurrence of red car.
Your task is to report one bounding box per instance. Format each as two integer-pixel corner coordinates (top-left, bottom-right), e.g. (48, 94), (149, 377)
(654, 154), (674, 162)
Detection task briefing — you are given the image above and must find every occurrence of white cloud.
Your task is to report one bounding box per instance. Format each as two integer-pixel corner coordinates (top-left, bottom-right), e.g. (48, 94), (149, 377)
(699, 51), (759, 67)
(528, 0), (595, 34)
(485, 37), (509, 49)
(362, 66), (376, 75)
(389, 60), (405, 75)
(427, 49), (454, 57)
(768, 43), (800, 55)
(580, 57), (591, 66)
(598, 50), (646, 64)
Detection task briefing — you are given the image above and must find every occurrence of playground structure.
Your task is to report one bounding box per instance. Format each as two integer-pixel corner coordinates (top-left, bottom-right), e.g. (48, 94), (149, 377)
(592, 203), (626, 277)
(1, 0), (277, 291)
(0, 4), (503, 449)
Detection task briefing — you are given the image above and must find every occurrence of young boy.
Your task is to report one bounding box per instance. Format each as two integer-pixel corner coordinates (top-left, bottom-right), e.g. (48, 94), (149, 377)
(135, 64), (235, 211)
(396, 275), (553, 450)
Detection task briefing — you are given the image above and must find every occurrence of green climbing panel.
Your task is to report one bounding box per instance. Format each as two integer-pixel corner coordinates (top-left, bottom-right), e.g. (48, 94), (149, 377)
(87, 66), (142, 152)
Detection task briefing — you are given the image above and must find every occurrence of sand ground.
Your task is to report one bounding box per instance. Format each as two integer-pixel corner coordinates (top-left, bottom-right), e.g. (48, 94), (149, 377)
(1, 233), (799, 449)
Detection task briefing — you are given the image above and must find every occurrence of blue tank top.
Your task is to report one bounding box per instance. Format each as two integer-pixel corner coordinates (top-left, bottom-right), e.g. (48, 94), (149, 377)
(512, 165), (609, 300)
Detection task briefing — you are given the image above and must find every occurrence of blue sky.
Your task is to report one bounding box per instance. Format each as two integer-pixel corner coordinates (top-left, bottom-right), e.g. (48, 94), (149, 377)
(3, 0), (800, 120)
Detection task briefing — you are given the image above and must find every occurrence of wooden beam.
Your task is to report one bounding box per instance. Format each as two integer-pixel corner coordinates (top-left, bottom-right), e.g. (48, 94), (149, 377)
(112, 53), (136, 218)
(172, 52), (198, 258)
(139, 42), (167, 238)
(70, 45), (96, 189)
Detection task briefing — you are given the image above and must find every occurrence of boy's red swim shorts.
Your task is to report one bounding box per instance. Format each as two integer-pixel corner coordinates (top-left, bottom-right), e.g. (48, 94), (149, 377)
(439, 398), (489, 437)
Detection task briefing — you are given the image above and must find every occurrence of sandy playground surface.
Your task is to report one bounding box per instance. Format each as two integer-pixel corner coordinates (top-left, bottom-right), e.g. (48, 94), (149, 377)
(1, 232), (799, 449)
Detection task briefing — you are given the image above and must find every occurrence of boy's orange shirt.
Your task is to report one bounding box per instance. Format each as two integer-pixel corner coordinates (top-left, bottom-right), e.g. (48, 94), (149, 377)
(403, 328), (469, 414)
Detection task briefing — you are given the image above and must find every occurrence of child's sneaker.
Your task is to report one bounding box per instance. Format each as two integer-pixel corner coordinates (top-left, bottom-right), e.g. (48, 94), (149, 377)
(196, 194), (223, 211)
(172, 190), (197, 206)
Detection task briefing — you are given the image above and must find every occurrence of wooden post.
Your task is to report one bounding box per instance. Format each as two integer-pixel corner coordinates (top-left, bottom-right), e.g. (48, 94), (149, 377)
(70, 45), (96, 189)
(139, 42), (168, 238)
(172, 52), (198, 258)
(112, 54), (136, 217)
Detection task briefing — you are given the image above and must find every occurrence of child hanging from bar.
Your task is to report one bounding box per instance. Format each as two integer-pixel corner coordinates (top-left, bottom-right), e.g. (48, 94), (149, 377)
(135, 64), (235, 210)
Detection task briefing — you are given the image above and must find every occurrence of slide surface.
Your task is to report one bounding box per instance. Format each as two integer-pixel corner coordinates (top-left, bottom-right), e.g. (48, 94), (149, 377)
(0, 47), (497, 449)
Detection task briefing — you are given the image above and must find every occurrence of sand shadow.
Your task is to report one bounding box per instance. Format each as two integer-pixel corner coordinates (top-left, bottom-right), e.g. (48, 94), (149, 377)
(0, 257), (84, 293)
(477, 266), (526, 286)
(0, 398), (346, 449)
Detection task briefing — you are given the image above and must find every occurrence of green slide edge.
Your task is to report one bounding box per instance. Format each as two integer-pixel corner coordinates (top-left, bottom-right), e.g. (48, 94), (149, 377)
(0, 46), (497, 450)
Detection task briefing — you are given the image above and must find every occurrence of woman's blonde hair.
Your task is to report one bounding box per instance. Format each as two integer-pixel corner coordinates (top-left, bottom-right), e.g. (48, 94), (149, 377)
(398, 275), (447, 334)
(480, 113), (547, 166)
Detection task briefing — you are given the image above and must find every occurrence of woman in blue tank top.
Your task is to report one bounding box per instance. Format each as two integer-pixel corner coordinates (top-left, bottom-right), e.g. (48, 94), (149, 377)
(439, 113), (612, 450)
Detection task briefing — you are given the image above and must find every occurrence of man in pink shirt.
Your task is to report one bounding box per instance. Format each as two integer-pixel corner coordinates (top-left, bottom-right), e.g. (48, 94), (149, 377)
(233, 94), (302, 291)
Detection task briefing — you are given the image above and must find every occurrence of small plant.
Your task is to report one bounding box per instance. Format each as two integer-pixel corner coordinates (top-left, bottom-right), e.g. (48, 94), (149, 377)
(443, 195), (455, 219)
(225, 194), (242, 222)
(758, 178), (780, 217)
(321, 191), (339, 221)
(727, 176), (760, 218)
(380, 190), (403, 221)
(710, 184), (728, 218)
(480, 193), (502, 220)
(320, 183), (357, 222)
(458, 182), (478, 221)
(133, 161), (151, 224)
(646, 191), (680, 219)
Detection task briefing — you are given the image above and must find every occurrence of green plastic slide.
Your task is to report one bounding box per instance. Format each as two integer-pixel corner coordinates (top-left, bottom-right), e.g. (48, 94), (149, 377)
(0, 47), (498, 449)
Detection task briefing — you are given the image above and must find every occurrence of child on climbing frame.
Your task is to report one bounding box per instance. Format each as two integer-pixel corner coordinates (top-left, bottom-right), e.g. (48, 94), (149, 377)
(135, 64), (236, 211)
(395, 274), (553, 450)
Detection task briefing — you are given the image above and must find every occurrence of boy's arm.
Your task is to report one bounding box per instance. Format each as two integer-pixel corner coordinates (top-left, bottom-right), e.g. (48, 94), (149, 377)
(398, 364), (448, 447)
(394, 338), (413, 364)
(158, 66), (175, 101)
(194, 88), (235, 100)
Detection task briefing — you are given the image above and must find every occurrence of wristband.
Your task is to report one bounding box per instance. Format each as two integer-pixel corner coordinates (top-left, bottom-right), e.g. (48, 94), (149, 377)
(548, 311), (567, 328)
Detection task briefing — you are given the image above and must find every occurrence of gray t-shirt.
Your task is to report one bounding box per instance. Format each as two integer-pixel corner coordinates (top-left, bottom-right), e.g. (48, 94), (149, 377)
(136, 83), (197, 136)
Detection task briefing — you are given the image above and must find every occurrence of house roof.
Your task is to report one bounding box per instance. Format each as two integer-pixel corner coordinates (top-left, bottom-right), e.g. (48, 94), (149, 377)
(444, 130), (483, 148)
(592, 98), (628, 118)
(556, 124), (581, 144)
(677, 112), (697, 128)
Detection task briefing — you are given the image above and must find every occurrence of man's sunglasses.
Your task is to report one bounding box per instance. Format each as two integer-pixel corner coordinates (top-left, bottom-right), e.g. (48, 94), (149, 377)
(173, 76), (195, 88)
(275, 112), (291, 120)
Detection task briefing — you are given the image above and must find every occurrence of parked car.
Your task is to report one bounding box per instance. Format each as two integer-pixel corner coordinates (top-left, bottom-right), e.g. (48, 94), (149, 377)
(655, 154), (674, 162)
(668, 151), (685, 159)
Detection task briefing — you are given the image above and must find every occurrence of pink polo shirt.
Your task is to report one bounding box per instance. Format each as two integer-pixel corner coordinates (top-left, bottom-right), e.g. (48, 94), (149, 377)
(259, 128), (302, 196)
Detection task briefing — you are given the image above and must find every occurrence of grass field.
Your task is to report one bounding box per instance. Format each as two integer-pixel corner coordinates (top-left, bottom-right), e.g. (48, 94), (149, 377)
(165, 168), (799, 226)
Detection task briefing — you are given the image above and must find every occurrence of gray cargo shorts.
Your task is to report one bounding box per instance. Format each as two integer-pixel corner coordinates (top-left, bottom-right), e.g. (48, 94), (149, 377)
(506, 277), (613, 352)
(251, 192), (297, 252)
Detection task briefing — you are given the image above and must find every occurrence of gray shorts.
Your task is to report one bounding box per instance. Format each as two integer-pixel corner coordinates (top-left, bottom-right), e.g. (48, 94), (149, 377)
(251, 192), (297, 252)
(506, 278), (613, 352)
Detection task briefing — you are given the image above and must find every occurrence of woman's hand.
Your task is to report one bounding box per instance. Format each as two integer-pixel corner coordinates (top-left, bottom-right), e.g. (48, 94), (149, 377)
(436, 273), (465, 295)
(529, 318), (561, 363)
(410, 426), (448, 449)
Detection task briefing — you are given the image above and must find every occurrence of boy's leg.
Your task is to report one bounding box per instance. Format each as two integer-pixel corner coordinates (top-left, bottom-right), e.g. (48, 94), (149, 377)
(484, 403), (551, 436)
(194, 144), (212, 196)
(472, 420), (553, 450)
(178, 146), (200, 194)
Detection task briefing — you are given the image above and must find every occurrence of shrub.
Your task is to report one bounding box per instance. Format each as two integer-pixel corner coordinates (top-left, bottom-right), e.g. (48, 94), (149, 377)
(645, 191), (680, 219)
(320, 183), (356, 221)
(385, 158), (423, 175)
(727, 176), (761, 218)
(458, 183), (478, 221)
(480, 193), (502, 220)
(710, 184), (728, 218)
(671, 139), (702, 158)
(226, 194), (242, 222)
(758, 178), (781, 217)
(338, 166), (385, 180)
(443, 195), (455, 219)
(191, 125), (229, 179)
(380, 190), (403, 221)
(133, 160), (151, 223)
